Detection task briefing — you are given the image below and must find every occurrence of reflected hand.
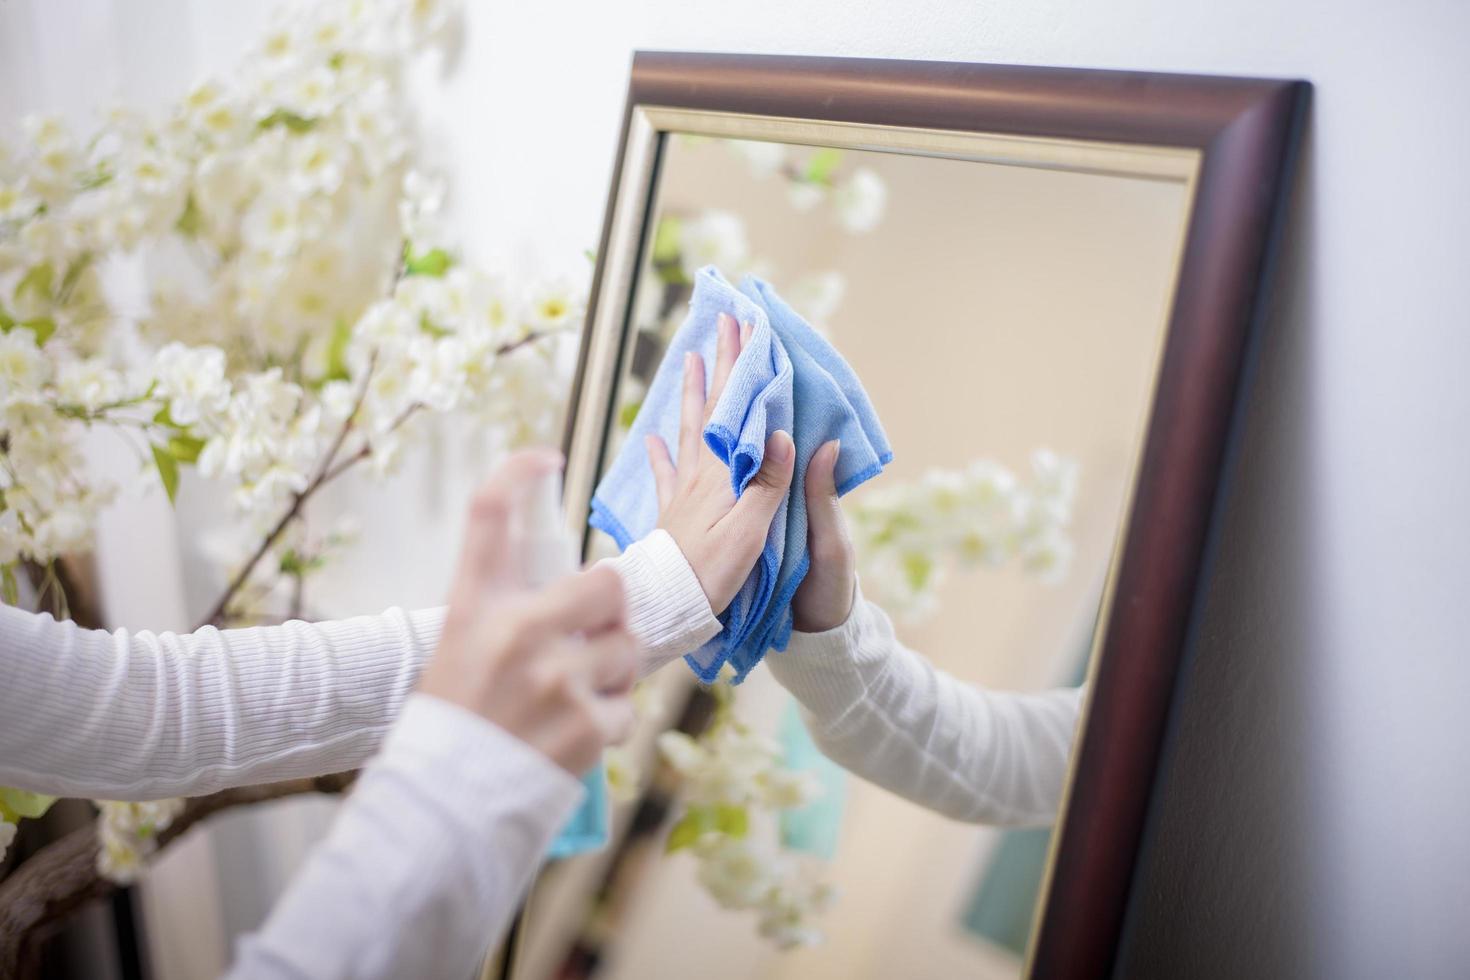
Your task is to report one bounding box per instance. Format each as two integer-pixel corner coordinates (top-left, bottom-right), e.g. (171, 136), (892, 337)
(646, 313), (795, 615)
(792, 439), (857, 633)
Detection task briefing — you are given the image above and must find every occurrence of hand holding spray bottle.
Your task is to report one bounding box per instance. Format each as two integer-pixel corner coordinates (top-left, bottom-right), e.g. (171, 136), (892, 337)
(516, 468), (609, 858)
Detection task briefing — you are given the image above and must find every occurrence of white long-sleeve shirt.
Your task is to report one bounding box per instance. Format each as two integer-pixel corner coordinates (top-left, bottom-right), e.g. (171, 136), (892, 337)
(0, 530), (718, 980)
(768, 590), (1084, 826)
(0, 531), (1079, 975)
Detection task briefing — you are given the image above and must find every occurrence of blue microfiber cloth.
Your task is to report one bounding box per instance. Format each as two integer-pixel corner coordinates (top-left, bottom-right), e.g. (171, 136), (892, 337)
(546, 766), (608, 858)
(590, 266), (892, 683)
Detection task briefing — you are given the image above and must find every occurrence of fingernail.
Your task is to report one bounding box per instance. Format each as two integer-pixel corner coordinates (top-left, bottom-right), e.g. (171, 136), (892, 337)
(717, 313), (734, 330)
(771, 431), (792, 462)
(829, 438), (841, 458)
(684, 351), (695, 369)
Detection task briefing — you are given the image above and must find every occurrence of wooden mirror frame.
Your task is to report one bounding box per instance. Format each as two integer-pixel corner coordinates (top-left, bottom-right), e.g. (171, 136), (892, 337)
(551, 51), (1308, 979)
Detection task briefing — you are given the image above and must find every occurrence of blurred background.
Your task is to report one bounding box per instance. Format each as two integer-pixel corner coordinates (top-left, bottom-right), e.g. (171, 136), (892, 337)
(2, 1), (1468, 978)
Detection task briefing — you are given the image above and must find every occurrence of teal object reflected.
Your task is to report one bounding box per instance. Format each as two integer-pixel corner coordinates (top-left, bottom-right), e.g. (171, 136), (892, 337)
(545, 763), (607, 858)
(777, 698), (847, 859)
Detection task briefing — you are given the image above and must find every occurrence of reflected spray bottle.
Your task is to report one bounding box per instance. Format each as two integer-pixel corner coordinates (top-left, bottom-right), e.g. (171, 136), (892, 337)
(517, 468), (609, 858)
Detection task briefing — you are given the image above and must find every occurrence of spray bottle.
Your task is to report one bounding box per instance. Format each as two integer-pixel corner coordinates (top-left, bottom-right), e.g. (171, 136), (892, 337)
(516, 468), (609, 858)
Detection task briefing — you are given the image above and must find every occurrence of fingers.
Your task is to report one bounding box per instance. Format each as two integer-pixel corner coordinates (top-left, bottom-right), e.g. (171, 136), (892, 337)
(586, 690), (637, 745)
(583, 628), (639, 696)
(804, 439), (848, 559)
(646, 434), (677, 508)
(678, 351), (706, 472)
(740, 321), (753, 347)
(520, 564), (626, 640)
(704, 313), (741, 420)
(722, 429), (795, 539)
(453, 448), (564, 604)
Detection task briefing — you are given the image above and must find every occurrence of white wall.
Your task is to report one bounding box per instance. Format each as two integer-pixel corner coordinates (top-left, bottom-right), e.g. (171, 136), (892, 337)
(5, 0), (1469, 976)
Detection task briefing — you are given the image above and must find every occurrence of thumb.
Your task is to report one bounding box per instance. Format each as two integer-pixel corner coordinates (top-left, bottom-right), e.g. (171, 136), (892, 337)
(805, 439), (848, 557)
(724, 429), (794, 535)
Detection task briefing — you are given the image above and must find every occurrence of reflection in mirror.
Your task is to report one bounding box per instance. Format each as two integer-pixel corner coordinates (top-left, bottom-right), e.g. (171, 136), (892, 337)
(515, 130), (1195, 980)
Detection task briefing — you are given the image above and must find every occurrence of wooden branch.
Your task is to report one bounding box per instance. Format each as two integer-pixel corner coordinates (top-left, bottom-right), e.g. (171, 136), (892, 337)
(0, 771), (357, 980)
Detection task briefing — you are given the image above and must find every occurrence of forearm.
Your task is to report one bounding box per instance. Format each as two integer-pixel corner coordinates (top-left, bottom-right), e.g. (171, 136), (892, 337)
(0, 602), (440, 801)
(0, 531), (714, 801)
(768, 594), (1083, 825)
(225, 694), (582, 980)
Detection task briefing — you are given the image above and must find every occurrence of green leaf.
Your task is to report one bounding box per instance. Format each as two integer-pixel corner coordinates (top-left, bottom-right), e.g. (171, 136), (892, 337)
(803, 147), (844, 186)
(175, 194), (203, 237)
(618, 398), (643, 431)
(15, 263), (54, 305)
(651, 216), (682, 264)
(665, 808), (710, 853)
(0, 307), (13, 331)
(902, 552), (933, 592)
(1, 564), (18, 606)
(324, 318), (352, 382)
(0, 787), (57, 820)
(153, 403), (179, 428)
(257, 109), (316, 133)
(19, 317), (55, 345)
(166, 433), (206, 464)
(418, 310), (451, 338)
(59, 253), (92, 298)
(152, 444), (180, 504)
(327, 52), (346, 70)
(712, 804), (749, 838)
(403, 244), (452, 278)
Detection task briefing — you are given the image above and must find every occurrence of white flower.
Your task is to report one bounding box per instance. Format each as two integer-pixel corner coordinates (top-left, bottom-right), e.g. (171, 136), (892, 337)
(153, 343), (230, 427)
(678, 210), (748, 277)
(521, 278), (585, 334)
(0, 179), (39, 221)
(0, 510), (22, 566)
(832, 167), (887, 233)
(281, 66), (342, 118)
(0, 330), (50, 396)
(55, 358), (125, 412)
(289, 132), (348, 196)
(96, 799), (185, 884)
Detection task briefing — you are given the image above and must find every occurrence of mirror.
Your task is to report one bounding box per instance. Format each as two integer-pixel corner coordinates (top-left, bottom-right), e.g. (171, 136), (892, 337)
(507, 54), (1306, 980)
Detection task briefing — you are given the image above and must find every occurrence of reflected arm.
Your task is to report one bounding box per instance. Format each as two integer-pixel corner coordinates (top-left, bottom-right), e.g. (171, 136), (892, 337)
(768, 592), (1083, 825)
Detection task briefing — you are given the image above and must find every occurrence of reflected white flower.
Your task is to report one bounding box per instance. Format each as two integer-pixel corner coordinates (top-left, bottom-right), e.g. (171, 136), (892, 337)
(727, 139), (786, 178)
(785, 271), (847, 334)
(786, 182), (823, 212)
(832, 167), (887, 233)
(852, 450), (1079, 621)
(694, 837), (776, 909)
(678, 209), (748, 277)
(604, 745), (641, 804)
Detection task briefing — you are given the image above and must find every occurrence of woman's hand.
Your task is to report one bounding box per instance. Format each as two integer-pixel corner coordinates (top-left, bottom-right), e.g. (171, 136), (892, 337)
(792, 439), (857, 633)
(646, 313), (795, 615)
(419, 449), (637, 775)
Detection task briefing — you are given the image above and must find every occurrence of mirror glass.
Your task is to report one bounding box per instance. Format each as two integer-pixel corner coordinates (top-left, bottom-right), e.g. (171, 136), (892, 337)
(515, 130), (1195, 980)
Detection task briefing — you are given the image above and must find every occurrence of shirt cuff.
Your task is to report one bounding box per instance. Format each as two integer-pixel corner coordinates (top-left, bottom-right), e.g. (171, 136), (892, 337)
(767, 588), (877, 715)
(605, 529), (722, 677)
(379, 693), (585, 838)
